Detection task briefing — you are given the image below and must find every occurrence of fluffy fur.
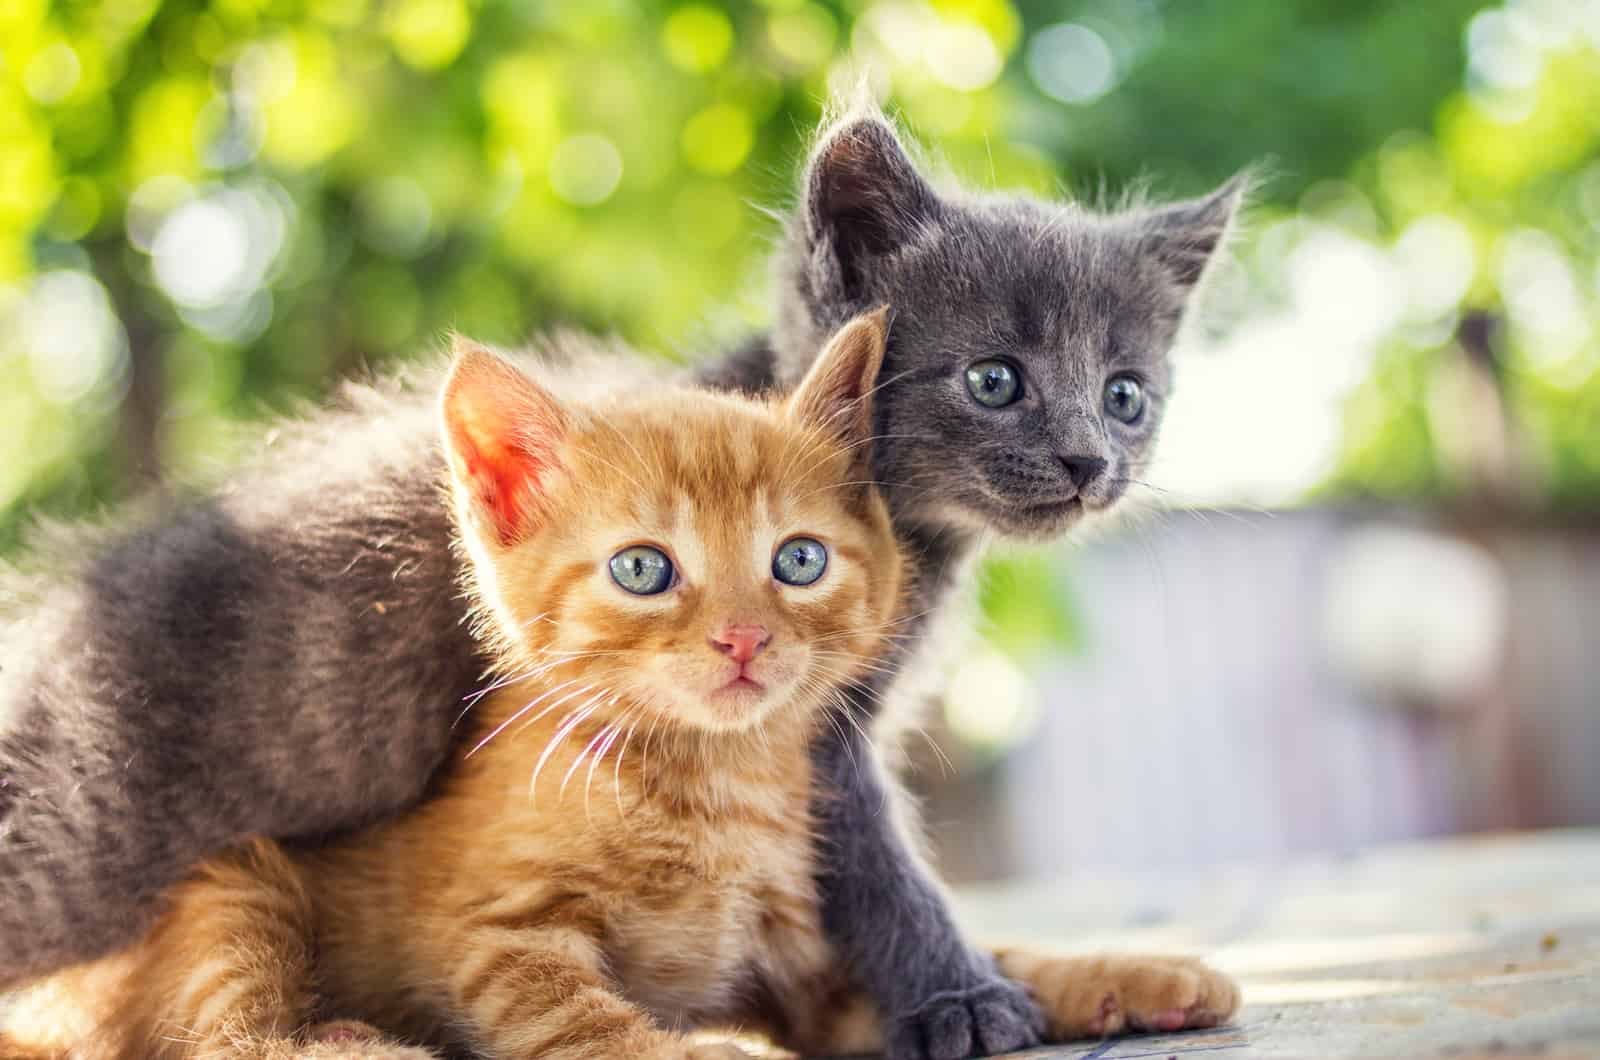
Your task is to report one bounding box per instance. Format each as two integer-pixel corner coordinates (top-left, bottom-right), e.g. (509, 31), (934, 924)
(2, 316), (1238, 1060)
(0, 372), (484, 981)
(1, 100), (1244, 1060)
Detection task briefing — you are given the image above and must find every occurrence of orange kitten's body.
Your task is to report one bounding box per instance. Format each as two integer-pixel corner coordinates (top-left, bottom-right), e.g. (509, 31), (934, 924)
(5, 318), (900, 1060)
(305, 682), (845, 1053)
(4, 314), (1239, 1060)
(6, 690), (855, 1060)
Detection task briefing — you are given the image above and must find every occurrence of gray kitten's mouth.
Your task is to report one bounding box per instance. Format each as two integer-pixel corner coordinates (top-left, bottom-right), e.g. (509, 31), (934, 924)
(1018, 496), (1083, 520)
(965, 485), (1088, 539)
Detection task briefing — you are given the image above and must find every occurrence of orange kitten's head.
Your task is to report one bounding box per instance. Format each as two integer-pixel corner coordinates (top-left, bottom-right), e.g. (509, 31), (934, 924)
(440, 311), (902, 734)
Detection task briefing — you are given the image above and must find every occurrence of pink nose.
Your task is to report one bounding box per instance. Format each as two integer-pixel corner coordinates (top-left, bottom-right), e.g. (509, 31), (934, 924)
(710, 624), (770, 665)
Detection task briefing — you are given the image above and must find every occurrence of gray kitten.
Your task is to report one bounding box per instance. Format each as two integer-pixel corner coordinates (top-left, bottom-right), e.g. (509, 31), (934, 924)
(0, 103), (1239, 1059)
(706, 106), (1244, 1056)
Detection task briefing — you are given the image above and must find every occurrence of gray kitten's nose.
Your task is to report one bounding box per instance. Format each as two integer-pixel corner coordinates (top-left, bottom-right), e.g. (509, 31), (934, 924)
(1058, 454), (1107, 491)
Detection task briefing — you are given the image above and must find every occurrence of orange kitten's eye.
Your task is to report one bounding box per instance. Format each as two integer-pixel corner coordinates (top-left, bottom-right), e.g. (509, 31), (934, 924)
(609, 546), (674, 595)
(773, 537), (828, 586)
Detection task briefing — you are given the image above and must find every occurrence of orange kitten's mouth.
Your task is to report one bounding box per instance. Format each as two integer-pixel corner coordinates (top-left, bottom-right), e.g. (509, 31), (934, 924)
(714, 670), (766, 696)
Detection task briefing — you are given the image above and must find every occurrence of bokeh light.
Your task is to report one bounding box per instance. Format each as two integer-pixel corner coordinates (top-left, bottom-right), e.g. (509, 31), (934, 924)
(1027, 23), (1117, 104)
(0, 0), (1596, 570)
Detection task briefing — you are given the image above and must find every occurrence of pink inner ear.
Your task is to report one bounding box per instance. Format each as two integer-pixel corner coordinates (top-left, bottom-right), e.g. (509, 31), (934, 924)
(443, 353), (562, 546)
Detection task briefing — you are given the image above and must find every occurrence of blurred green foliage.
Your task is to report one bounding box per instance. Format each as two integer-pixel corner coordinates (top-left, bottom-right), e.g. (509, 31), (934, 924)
(977, 548), (1084, 660)
(2, 0), (1599, 560)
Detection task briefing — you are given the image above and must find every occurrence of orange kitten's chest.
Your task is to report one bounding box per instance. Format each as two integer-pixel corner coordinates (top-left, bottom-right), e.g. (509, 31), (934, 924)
(599, 802), (821, 1020)
(465, 725), (831, 1023)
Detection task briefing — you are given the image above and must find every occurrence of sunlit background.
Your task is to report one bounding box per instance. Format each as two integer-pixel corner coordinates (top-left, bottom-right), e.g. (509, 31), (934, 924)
(2, 0), (1598, 882)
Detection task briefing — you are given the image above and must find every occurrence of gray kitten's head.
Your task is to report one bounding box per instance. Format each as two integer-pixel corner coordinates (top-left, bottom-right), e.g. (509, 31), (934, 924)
(772, 108), (1245, 540)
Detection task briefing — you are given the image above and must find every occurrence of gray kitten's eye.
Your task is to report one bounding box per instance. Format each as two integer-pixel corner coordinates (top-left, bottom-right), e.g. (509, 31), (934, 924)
(773, 537), (828, 587)
(965, 360), (1021, 408)
(609, 545), (674, 595)
(1104, 375), (1145, 424)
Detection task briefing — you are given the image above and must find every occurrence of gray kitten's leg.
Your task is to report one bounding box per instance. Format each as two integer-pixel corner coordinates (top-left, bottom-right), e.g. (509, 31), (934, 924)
(696, 339), (1042, 1058)
(811, 718), (1044, 1060)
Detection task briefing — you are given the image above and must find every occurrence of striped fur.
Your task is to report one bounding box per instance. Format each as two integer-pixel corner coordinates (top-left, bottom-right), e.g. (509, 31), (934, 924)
(3, 314), (902, 1060)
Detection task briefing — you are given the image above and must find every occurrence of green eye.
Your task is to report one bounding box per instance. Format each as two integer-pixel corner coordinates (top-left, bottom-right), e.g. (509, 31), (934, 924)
(773, 537), (828, 587)
(965, 360), (1021, 408)
(609, 545), (674, 595)
(1104, 375), (1145, 424)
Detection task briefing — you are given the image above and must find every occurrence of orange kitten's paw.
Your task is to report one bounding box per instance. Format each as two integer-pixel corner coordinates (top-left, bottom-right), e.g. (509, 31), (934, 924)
(300, 1021), (440, 1059)
(996, 951), (1239, 1040)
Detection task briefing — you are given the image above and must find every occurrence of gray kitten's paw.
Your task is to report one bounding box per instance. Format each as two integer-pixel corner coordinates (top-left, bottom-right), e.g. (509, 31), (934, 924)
(888, 977), (1045, 1060)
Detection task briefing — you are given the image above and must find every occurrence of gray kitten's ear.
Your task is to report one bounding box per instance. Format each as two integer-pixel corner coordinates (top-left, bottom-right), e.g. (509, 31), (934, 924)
(804, 114), (941, 295)
(1142, 173), (1250, 288)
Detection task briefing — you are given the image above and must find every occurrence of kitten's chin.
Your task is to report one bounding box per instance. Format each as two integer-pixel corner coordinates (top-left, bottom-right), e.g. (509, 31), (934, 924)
(899, 486), (1102, 543)
(705, 678), (774, 722)
(958, 493), (1092, 542)
(647, 680), (796, 735)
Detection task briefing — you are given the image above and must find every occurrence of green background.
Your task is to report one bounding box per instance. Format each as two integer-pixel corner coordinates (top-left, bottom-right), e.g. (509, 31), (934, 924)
(3, 0), (1598, 554)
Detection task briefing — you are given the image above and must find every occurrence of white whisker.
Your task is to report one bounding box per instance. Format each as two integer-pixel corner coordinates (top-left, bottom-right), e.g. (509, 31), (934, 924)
(464, 677), (583, 758)
(530, 699), (604, 802)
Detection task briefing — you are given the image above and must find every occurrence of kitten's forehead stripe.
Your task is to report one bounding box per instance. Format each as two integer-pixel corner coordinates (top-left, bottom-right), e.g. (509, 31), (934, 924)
(832, 544), (873, 568)
(543, 558), (599, 625)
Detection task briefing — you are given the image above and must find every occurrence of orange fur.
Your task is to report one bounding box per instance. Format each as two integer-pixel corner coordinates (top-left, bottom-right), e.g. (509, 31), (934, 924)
(996, 950), (1240, 1038)
(3, 310), (1239, 1059)
(3, 313), (902, 1060)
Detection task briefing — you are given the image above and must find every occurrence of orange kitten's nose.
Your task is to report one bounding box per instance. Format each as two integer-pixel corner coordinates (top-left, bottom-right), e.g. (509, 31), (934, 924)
(710, 624), (770, 664)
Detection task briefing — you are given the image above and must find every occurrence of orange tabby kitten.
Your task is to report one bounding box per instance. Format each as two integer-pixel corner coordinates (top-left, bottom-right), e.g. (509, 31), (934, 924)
(3, 311), (1236, 1060)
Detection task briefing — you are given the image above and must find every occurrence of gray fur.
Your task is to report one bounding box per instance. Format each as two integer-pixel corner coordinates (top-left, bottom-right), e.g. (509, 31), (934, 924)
(0, 105), (1240, 1060)
(751, 105), (1244, 1059)
(0, 381), (484, 982)
(773, 109), (1244, 539)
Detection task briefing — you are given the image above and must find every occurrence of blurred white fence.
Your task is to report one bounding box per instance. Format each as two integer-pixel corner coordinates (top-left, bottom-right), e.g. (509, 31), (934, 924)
(921, 508), (1600, 883)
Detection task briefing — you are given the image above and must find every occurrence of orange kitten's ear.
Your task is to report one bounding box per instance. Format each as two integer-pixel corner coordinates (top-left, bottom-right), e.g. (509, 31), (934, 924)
(440, 335), (567, 546)
(786, 306), (890, 465)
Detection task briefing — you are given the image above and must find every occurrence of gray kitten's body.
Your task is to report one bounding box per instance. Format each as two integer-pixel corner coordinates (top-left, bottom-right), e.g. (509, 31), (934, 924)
(0, 385), (481, 978)
(1, 105), (1239, 1059)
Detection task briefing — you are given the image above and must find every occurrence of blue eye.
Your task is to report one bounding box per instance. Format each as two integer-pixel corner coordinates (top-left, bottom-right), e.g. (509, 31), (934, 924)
(773, 537), (828, 587)
(965, 360), (1021, 408)
(609, 546), (674, 595)
(1104, 375), (1145, 424)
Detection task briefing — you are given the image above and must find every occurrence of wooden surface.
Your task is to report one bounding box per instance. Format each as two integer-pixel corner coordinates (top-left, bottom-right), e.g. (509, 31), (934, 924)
(951, 829), (1600, 1059)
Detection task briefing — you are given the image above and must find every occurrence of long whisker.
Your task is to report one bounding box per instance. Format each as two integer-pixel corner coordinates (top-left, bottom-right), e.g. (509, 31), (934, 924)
(464, 677), (583, 758)
(584, 708), (632, 822)
(511, 682), (605, 739)
(640, 710), (663, 797)
(528, 646), (641, 660)
(811, 650), (902, 676)
(561, 697), (620, 802)
(774, 423), (836, 497)
(613, 710), (641, 818)
(530, 698), (604, 802)
(453, 658), (570, 729)
(784, 427), (934, 488)
(799, 678), (867, 788)
(916, 727), (956, 778)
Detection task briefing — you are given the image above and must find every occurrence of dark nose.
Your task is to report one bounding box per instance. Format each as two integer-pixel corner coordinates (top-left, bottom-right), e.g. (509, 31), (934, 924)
(1058, 454), (1108, 491)
(709, 624), (771, 665)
